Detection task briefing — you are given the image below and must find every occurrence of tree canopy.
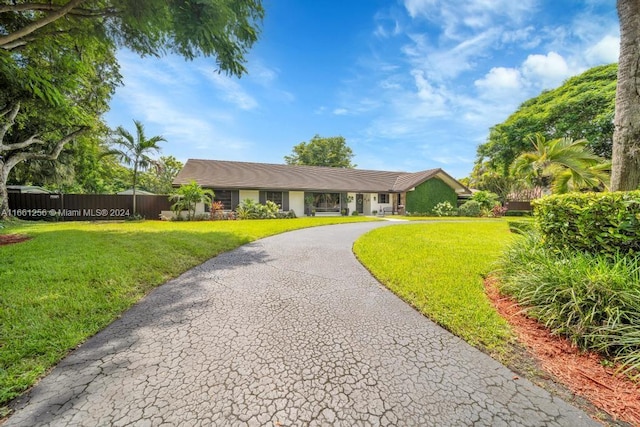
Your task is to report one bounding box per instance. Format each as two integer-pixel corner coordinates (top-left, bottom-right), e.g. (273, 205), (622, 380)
(284, 135), (356, 168)
(0, 0), (264, 218)
(0, 0), (264, 77)
(475, 64), (617, 177)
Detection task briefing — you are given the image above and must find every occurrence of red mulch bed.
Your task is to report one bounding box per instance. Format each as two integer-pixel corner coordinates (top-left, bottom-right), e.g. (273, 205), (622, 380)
(485, 278), (640, 426)
(0, 234), (31, 246)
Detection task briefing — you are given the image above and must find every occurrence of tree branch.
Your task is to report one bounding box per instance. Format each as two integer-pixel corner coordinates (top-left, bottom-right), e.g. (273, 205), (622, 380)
(0, 102), (20, 143)
(0, 0), (86, 50)
(0, 134), (46, 152)
(4, 127), (89, 170)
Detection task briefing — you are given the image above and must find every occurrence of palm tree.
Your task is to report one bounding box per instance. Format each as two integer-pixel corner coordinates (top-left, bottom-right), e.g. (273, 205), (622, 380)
(511, 134), (611, 194)
(111, 120), (165, 216)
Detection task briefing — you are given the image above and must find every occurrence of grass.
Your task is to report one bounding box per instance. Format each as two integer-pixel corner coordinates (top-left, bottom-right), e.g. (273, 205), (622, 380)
(353, 220), (516, 353)
(0, 216), (376, 408)
(497, 232), (640, 378)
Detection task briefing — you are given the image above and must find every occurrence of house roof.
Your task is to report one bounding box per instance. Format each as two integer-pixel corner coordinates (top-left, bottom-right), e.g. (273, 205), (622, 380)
(174, 159), (471, 195)
(7, 185), (51, 194)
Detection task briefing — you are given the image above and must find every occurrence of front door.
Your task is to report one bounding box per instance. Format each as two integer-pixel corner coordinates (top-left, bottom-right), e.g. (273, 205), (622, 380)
(356, 193), (364, 214)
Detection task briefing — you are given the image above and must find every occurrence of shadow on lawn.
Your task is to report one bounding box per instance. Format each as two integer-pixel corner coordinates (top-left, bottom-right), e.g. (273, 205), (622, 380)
(2, 229), (272, 424)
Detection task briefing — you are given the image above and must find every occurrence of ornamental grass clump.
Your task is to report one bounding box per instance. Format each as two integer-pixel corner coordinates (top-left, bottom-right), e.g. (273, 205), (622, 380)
(498, 232), (640, 378)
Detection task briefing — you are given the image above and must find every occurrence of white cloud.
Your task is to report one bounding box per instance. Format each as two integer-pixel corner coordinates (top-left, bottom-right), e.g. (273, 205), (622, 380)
(586, 34), (620, 64)
(474, 67), (523, 98)
(333, 108), (348, 115)
(201, 71), (258, 110)
(521, 51), (572, 89)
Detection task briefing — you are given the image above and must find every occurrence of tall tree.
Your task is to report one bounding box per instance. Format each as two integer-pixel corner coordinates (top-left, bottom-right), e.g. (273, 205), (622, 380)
(284, 135), (356, 168)
(475, 64), (617, 177)
(611, 0), (640, 190)
(111, 120), (165, 215)
(0, 0), (263, 218)
(0, 26), (119, 218)
(511, 134), (611, 194)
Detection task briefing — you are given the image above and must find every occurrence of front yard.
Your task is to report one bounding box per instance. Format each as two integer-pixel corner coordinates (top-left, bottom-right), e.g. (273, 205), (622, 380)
(0, 216), (375, 411)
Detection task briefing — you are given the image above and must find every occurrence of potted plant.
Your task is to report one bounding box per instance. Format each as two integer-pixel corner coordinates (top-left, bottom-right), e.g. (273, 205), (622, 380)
(311, 209), (316, 217)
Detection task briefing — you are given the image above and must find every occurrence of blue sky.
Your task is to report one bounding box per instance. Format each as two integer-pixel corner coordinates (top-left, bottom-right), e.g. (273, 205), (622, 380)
(104, 0), (619, 179)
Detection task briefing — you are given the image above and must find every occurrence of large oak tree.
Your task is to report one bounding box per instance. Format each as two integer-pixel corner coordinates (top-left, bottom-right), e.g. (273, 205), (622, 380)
(0, 0), (264, 218)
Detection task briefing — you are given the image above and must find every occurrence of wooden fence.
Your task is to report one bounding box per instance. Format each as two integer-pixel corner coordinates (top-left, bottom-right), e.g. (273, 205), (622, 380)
(6, 193), (172, 221)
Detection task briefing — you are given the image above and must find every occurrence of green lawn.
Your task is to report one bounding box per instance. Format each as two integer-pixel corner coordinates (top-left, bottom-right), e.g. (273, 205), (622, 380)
(0, 216), (375, 409)
(353, 220), (516, 353)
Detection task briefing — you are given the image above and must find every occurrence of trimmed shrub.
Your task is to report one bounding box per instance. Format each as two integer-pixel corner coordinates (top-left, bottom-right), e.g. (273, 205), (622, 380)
(504, 210), (532, 217)
(533, 191), (640, 255)
(458, 200), (482, 217)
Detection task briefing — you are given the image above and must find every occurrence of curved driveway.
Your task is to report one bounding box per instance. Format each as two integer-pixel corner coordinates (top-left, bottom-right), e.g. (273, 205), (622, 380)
(6, 222), (597, 426)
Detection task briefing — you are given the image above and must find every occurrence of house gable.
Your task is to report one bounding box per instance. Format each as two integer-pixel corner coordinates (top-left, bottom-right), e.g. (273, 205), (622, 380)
(405, 178), (458, 214)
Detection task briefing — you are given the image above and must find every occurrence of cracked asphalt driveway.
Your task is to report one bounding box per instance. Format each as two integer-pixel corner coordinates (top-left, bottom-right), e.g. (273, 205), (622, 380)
(5, 222), (598, 426)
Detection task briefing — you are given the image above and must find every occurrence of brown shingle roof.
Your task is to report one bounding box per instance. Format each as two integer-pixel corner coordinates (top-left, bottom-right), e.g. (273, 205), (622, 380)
(174, 159), (470, 194)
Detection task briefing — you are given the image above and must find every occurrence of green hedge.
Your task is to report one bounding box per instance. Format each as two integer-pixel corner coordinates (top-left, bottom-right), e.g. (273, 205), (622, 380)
(533, 191), (640, 255)
(405, 178), (457, 213)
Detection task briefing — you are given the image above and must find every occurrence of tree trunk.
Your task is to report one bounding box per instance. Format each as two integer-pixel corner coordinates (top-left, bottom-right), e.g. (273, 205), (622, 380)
(0, 163), (10, 220)
(612, 0), (640, 191)
(132, 164), (138, 216)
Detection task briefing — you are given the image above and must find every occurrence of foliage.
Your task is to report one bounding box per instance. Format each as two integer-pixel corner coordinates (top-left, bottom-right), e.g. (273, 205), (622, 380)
(235, 198), (281, 219)
(353, 221), (514, 353)
(533, 191), (640, 256)
(506, 220), (534, 234)
(497, 232), (640, 377)
(405, 178), (457, 214)
(0, 22), (119, 218)
(170, 181), (214, 220)
(471, 190), (500, 211)
(432, 201), (457, 217)
(210, 201), (225, 220)
(1, 0), (263, 217)
(138, 156), (183, 195)
(284, 135), (355, 168)
(109, 120), (165, 215)
(511, 134), (611, 194)
(468, 168), (516, 203)
(475, 64), (617, 177)
(351, 211), (359, 216)
(458, 200), (482, 217)
(0, 0), (264, 78)
(491, 205), (508, 218)
(0, 215), (376, 408)
(504, 210), (532, 217)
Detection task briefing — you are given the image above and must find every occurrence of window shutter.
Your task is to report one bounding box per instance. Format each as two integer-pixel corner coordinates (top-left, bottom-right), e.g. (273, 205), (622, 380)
(283, 192), (289, 211)
(231, 191), (239, 210)
(259, 191), (266, 204)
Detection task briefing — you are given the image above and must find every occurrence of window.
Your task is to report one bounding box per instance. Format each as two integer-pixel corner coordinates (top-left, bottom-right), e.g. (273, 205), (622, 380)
(214, 190), (233, 210)
(378, 193), (389, 203)
(266, 191), (283, 207)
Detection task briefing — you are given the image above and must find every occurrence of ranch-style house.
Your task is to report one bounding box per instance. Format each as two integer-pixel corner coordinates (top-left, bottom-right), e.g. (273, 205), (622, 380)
(173, 159), (471, 216)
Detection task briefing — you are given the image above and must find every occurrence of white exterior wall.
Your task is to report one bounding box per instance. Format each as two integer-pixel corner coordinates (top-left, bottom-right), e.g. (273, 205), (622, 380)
(239, 190), (259, 202)
(289, 191), (304, 216)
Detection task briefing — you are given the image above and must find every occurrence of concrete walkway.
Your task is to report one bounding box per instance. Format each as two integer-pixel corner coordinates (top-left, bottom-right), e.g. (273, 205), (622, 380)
(6, 222), (597, 426)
